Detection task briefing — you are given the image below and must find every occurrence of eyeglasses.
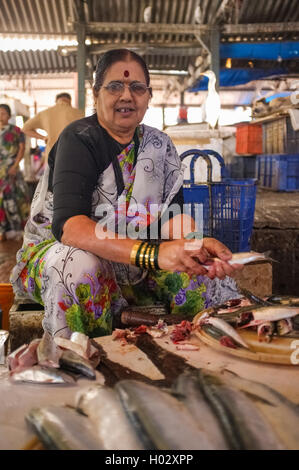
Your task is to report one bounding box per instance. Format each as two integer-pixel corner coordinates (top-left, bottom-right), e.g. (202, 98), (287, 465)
(102, 81), (152, 96)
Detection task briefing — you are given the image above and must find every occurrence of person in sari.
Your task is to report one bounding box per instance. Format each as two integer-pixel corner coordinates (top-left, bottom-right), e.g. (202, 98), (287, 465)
(11, 49), (242, 339)
(0, 104), (29, 241)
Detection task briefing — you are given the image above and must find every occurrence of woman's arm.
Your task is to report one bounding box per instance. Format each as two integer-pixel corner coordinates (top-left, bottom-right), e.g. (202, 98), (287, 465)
(8, 142), (25, 176)
(61, 214), (242, 280)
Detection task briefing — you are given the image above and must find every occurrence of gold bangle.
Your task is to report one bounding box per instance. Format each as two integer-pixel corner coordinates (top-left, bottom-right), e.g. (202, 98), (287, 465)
(144, 243), (153, 270)
(138, 242), (148, 268)
(130, 241), (143, 266)
(150, 245), (156, 271)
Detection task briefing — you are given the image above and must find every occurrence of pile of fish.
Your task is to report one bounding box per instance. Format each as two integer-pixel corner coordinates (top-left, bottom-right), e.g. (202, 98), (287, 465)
(7, 331), (100, 384)
(195, 290), (299, 347)
(25, 369), (299, 450)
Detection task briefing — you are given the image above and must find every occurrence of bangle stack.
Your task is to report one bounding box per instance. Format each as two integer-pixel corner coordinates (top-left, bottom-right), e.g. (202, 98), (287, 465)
(130, 241), (160, 270)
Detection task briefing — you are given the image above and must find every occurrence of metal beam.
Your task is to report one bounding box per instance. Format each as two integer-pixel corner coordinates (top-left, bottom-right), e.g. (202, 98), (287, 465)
(84, 21), (210, 35)
(224, 22), (299, 34)
(210, 27), (220, 91)
(76, 22), (86, 111)
(59, 43), (203, 57)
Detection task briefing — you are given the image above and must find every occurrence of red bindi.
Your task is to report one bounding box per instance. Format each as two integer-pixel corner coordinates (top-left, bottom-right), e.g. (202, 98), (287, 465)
(124, 70), (130, 77)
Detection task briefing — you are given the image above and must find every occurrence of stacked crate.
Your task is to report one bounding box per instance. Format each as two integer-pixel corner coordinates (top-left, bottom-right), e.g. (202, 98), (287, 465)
(230, 123), (262, 179)
(256, 114), (299, 191)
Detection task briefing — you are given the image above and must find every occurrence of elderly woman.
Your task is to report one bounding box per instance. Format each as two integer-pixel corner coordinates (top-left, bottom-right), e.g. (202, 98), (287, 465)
(0, 104), (29, 241)
(11, 49), (242, 339)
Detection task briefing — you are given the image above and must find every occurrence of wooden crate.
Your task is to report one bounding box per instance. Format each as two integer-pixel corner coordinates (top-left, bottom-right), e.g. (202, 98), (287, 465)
(236, 124), (262, 155)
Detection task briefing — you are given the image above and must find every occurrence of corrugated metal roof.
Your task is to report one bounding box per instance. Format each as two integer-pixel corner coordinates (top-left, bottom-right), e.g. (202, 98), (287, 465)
(0, 0), (298, 76)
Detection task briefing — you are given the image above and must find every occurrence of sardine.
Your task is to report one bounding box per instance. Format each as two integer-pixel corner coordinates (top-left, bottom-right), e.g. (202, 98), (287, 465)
(257, 322), (275, 342)
(252, 306), (299, 322)
(59, 349), (96, 380)
(18, 338), (40, 368)
(0, 330), (9, 349)
(7, 344), (29, 371)
(239, 288), (272, 306)
(276, 318), (293, 336)
(76, 385), (144, 450)
(10, 365), (75, 384)
(54, 336), (88, 359)
(221, 370), (299, 450)
(37, 331), (62, 368)
(203, 251), (275, 269)
(26, 406), (102, 450)
(116, 379), (215, 450)
(173, 372), (229, 449)
(199, 316), (249, 349)
(70, 332), (90, 357)
(195, 369), (285, 450)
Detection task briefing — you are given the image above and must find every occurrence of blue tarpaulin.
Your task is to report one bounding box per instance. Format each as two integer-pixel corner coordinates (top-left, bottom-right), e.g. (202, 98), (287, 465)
(220, 42), (299, 61)
(189, 67), (289, 91)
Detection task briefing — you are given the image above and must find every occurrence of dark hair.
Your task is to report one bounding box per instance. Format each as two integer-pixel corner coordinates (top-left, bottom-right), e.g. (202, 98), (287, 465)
(56, 92), (71, 102)
(0, 104), (11, 116)
(93, 49), (151, 94)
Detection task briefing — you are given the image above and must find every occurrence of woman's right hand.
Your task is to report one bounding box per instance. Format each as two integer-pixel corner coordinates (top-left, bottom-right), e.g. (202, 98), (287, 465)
(158, 238), (242, 280)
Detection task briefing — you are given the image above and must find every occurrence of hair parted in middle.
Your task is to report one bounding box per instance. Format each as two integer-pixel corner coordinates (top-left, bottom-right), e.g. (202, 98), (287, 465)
(93, 49), (152, 97)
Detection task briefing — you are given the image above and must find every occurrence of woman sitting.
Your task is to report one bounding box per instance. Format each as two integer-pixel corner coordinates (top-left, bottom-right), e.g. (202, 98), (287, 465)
(11, 49), (242, 339)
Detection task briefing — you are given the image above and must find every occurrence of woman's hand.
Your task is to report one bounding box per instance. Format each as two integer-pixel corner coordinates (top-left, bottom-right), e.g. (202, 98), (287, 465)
(158, 237), (243, 279)
(8, 165), (18, 177)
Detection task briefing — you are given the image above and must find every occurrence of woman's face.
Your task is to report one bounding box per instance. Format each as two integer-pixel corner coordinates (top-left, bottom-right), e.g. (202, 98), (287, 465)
(94, 60), (151, 140)
(0, 108), (10, 125)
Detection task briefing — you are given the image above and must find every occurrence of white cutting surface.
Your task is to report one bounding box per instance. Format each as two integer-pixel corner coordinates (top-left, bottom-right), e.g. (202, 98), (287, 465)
(0, 327), (298, 450)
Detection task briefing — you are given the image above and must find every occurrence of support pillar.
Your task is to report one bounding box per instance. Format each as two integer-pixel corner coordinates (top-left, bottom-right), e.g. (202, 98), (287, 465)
(76, 22), (86, 112)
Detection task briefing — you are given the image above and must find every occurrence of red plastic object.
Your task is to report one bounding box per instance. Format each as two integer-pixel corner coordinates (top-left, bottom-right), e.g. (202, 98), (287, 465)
(236, 124), (262, 155)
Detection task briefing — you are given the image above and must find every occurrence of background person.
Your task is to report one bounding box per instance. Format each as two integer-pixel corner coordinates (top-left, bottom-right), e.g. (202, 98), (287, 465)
(0, 104), (29, 241)
(22, 92), (84, 165)
(11, 49), (242, 339)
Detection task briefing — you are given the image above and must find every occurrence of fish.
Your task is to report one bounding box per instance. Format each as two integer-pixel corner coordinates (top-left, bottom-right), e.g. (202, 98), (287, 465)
(195, 369), (285, 450)
(252, 306), (299, 322)
(18, 338), (40, 368)
(221, 370), (299, 450)
(266, 295), (299, 306)
(7, 343), (28, 371)
(276, 318), (293, 336)
(203, 251), (275, 269)
(176, 343), (199, 351)
(10, 365), (75, 384)
(115, 379), (215, 450)
(59, 349), (96, 380)
(172, 372), (229, 449)
(54, 336), (88, 359)
(257, 322), (275, 342)
(0, 330), (9, 349)
(198, 316), (249, 349)
(238, 288), (272, 306)
(75, 384), (145, 450)
(26, 406), (103, 450)
(37, 331), (62, 368)
(70, 332), (90, 357)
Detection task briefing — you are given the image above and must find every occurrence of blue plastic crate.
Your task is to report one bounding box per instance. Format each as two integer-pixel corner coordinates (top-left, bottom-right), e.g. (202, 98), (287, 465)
(256, 154), (299, 191)
(180, 149), (257, 252)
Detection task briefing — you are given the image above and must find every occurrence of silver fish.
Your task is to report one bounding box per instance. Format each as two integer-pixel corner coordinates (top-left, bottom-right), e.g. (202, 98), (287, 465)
(59, 349), (96, 380)
(195, 369), (285, 450)
(221, 370), (299, 450)
(37, 331), (62, 368)
(252, 306), (299, 322)
(10, 365), (75, 384)
(257, 322), (275, 342)
(199, 316), (249, 349)
(0, 330), (9, 349)
(276, 318), (293, 336)
(116, 379), (215, 450)
(26, 406), (102, 450)
(173, 372), (229, 449)
(203, 251), (275, 269)
(76, 384), (144, 450)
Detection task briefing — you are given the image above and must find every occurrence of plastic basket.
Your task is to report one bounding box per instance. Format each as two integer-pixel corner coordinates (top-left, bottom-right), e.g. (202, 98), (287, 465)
(181, 149), (257, 252)
(256, 153), (299, 191)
